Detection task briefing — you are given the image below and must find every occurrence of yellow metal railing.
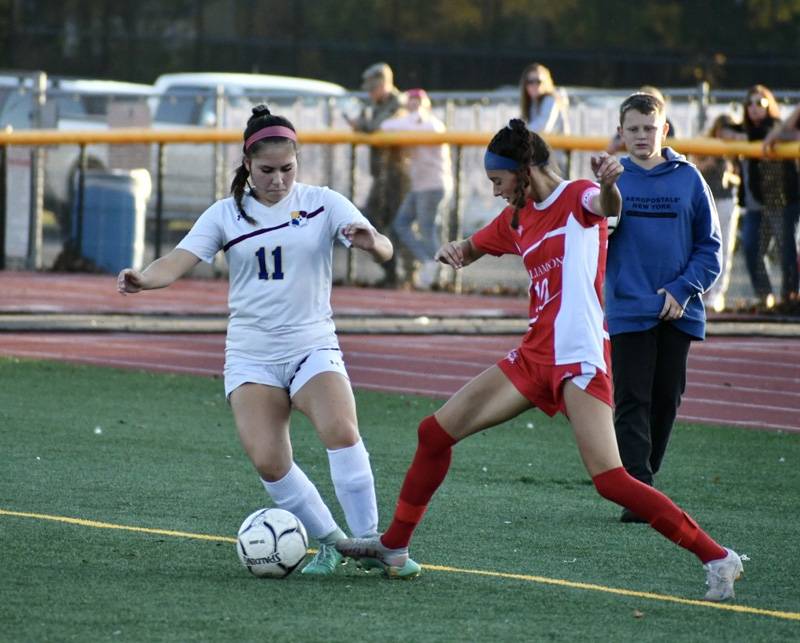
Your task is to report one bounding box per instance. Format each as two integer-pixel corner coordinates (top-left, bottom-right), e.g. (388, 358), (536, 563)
(2, 126), (798, 272)
(1, 128), (799, 159)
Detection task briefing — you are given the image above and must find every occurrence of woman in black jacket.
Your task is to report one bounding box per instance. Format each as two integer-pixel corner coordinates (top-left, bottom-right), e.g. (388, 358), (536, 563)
(740, 85), (799, 306)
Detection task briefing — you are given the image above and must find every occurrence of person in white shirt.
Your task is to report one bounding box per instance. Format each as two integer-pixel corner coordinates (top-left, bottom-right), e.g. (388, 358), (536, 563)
(381, 88), (453, 288)
(117, 105), (393, 576)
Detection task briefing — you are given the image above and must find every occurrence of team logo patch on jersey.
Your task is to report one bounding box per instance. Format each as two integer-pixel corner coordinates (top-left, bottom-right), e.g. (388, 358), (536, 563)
(506, 349), (519, 364)
(290, 211), (309, 227)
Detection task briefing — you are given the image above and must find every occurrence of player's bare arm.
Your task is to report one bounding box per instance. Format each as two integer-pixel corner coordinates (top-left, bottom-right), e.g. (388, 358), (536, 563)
(435, 238), (484, 270)
(117, 248), (201, 294)
(342, 222), (394, 263)
(590, 152), (623, 218)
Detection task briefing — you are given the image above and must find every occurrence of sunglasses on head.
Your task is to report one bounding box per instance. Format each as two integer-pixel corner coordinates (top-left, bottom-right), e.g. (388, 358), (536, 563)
(748, 96), (769, 108)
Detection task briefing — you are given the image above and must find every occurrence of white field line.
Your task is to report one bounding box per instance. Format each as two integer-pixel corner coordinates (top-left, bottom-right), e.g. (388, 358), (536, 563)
(688, 352), (800, 371)
(351, 381), (457, 398)
(4, 349), (797, 429)
(687, 366), (800, 385)
(676, 414), (800, 433)
(4, 334), (797, 379)
(703, 338), (800, 350)
(3, 339), (797, 400)
(686, 380), (800, 400)
(346, 351), (488, 369)
(347, 364), (472, 382)
(343, 334), (515, 350)
(679, 394), (800, 413)
(3, 346), (798, 415)
(3, 337), (799, 426)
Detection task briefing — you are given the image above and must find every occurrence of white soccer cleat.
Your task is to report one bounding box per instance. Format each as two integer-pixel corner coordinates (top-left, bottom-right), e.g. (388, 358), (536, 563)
(335, 535), (421, 579)
(703, 548), (743, 601)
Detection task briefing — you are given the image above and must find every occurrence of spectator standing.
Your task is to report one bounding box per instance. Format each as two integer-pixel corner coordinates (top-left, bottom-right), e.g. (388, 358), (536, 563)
(606, 93), (722, 522)
(381, 88), (453, 289)
(740, 85), (799, 307)
(519, 63), (570, 175)
(347, 62), (411, 287)
(693, 113), (743, 312)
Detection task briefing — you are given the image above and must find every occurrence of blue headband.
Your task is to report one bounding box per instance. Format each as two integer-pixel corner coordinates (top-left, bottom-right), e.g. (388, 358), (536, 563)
(484, 150), (519, 171)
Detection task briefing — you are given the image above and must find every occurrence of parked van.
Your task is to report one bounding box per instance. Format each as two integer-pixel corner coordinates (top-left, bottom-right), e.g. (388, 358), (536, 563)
(0, 72), (153, 229)
(152, 72), (346, 126)
(149, 72), (347, 224)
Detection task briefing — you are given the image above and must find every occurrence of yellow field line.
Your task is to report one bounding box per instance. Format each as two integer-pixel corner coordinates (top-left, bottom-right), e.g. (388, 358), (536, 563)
(421, 563), (799, 620)
(3, 508), (799, 622)
(0, 508), (237, 544)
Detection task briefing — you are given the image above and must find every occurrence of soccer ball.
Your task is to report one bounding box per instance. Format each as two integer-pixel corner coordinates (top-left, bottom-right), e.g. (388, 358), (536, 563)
(236, 508), (308, 578)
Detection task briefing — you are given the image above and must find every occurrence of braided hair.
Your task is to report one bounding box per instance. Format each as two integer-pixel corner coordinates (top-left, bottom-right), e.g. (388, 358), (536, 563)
(230, 104), (297, 224)
(487, 119), (551, 230)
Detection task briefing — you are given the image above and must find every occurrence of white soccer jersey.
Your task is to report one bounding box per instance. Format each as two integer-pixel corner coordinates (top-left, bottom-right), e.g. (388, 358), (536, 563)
(177, 182), (370, 363)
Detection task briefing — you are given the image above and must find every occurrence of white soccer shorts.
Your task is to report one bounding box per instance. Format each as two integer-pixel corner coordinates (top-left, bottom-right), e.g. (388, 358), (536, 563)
(224, 347), (349, 399)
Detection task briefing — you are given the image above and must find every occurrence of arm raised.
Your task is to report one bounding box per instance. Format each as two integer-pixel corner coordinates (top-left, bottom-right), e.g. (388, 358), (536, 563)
(589, 152), (624, 218)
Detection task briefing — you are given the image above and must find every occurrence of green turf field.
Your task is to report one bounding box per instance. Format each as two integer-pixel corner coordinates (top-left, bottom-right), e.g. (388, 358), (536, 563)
(1, 357), (798, 642)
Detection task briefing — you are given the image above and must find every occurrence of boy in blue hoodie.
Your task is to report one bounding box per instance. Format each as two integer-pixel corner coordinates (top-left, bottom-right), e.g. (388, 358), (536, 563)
(606, 93), (722, 522)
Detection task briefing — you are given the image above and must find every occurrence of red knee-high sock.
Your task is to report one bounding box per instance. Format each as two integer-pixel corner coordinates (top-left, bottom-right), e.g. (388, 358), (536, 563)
(381, 415), (456, 549)
(592, 467), (727, 564)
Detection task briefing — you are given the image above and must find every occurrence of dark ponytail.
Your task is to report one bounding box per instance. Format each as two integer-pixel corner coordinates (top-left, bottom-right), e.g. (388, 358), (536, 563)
(230, 164), (255, 224)
(230, 104), (297, 225)
(487, 118), (551, 230)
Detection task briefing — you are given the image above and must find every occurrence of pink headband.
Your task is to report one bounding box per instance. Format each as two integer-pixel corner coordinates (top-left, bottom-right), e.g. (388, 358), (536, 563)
(244, 125), (298, 150)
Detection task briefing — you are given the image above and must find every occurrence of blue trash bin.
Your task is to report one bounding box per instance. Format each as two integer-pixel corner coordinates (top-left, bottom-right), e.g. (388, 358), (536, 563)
(71, 169), (151, 274)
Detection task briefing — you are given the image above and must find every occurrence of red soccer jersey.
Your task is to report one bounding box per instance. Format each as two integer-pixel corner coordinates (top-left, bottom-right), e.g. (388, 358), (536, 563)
(472, 179), (610, 371)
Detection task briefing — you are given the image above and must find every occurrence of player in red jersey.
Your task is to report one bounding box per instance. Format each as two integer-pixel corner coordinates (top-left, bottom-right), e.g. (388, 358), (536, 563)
(337, 119), (743, 601)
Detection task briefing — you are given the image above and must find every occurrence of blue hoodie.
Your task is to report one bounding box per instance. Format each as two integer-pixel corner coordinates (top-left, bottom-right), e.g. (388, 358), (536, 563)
(605, 147), (722, 340)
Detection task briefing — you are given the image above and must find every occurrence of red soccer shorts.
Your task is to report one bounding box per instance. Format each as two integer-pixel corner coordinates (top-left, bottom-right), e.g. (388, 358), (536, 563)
(497, 345), (613, 417)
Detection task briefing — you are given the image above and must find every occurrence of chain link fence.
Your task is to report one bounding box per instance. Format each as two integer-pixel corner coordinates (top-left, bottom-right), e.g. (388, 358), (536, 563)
(2, 73), (799, 308)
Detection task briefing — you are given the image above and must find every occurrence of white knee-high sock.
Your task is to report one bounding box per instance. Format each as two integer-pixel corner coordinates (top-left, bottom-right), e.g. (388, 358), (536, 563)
(328, 439), (378, 537)
(261, 463), (339, 541)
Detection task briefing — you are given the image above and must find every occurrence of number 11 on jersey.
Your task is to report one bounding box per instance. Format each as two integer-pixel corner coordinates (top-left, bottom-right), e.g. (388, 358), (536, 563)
(255, 246), (284, 280)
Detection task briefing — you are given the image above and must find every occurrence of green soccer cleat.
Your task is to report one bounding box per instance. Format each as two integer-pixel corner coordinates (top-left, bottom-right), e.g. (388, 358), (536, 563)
(300, 543), (344, 576)
(336, 535), (421, 579)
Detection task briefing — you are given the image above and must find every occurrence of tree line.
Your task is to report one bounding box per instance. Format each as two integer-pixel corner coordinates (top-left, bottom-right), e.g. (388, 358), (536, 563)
(2, 0), (799, 91)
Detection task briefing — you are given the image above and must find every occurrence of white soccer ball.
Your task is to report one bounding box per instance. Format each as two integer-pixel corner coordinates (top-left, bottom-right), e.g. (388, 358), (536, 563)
(236, 508), (308, 578)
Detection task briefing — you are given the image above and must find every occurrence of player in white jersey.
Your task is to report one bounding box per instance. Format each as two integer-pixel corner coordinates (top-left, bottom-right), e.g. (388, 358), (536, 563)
(117, 105), (394, 576)
(336, 120), (743, 602)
